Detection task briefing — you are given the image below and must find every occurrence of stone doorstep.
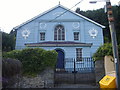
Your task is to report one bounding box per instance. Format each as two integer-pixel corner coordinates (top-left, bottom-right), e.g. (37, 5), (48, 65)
(55, 68), (66, 72)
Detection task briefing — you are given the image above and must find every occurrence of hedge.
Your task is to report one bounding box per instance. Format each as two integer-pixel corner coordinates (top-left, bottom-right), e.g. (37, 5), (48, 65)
(93, 43), (120, 61)
(3, 48), (58, 76)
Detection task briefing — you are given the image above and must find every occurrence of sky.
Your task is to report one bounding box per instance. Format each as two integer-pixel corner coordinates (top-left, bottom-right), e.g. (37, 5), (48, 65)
(0, 0), (119, 33)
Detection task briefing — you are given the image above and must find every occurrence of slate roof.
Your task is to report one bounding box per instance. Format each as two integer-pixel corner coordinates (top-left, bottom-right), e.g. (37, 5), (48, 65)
(25, 41), (92, 47)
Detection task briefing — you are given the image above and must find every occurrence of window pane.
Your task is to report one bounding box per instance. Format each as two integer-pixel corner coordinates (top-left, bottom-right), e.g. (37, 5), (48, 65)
(54, 25), (65, 40)
(74, 32), (79, 40)
(76, 48), (82, 61)
(40, 33), (45, 41)
(58, 29), (62, 40)
(54, 30), (57, 40)
(62, 29), (65, 40)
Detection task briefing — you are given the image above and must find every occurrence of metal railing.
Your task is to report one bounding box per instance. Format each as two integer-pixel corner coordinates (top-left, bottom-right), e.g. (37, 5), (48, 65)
(64, 57), (95, 73)
(54, 57), (96, 84)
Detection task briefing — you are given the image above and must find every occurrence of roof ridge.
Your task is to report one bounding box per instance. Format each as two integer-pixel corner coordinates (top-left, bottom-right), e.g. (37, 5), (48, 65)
(13, 4), (105, 30)
(14, 4), (61, 30)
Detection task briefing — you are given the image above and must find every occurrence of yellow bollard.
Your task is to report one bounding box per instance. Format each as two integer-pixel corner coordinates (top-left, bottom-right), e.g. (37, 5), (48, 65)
(99, 75), (116, 89)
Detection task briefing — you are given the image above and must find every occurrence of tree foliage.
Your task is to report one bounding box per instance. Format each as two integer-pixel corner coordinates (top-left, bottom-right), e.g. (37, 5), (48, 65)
(2, 32), (15, 51)
(76, 5), (120, 44)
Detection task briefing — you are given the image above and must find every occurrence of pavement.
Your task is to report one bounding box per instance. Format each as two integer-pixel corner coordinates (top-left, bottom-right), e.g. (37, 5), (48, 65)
(54, 84), (99, 88)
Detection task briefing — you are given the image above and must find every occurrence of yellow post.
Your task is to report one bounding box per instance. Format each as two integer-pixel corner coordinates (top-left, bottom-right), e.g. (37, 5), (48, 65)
(99, 75), (116, 89)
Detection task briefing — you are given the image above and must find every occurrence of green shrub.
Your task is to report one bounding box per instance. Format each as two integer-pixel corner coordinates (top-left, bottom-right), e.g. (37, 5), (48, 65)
(93, 43), (120, 61)
(3, 48), (58, 76)
(3, 50), (21, 59)
(93, 43), (113, 60)
(20, 48), (45, 74)
(42, 50), (58, 68)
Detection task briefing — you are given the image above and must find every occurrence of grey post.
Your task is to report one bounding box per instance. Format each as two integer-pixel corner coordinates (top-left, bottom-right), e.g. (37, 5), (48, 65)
(0, 28), (2, 89)
(106, 0), (120, 88)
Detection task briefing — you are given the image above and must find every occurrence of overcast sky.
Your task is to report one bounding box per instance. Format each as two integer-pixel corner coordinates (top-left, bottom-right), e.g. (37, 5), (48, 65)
(0, 0), (119, 33)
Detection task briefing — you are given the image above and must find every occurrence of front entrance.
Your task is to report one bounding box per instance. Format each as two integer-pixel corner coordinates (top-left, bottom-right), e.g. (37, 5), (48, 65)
(54, 58), (96, 85)
(56, 49), (64, 69)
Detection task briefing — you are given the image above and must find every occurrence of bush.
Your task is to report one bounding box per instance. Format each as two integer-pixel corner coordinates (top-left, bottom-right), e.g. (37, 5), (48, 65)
(93, 43), (113, 60)
(3, 50), (21, 59)
(42, 50), (57, 68)
(2, 58), (22, 88)
(3, 48), (58, 76)
(20, 48), (45, 75)
(93, 43), (120, 61)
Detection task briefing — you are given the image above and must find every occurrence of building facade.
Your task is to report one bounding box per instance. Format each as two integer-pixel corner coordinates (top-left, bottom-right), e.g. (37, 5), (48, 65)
(15, 5), (105, 72)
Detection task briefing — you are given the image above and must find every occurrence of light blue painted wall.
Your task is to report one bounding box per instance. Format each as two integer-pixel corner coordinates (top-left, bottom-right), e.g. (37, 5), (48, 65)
(27, 46), (91, 71)
(15, 5), (104, 59)
(38, 46), (91, 58)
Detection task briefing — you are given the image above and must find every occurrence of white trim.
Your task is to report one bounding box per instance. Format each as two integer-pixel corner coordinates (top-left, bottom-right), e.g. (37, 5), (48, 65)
(14, 5), (60, 29)
(61, 5), (105, 28)
(25, 43), (92, 47)
(14, 4), (105, 30)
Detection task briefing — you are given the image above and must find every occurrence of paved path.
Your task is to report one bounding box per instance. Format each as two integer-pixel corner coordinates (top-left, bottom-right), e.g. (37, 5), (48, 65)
(54, 84), (99, 88)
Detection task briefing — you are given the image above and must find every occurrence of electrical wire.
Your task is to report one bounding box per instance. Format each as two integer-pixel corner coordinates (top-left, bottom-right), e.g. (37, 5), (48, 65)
(49, 0), (84, 22)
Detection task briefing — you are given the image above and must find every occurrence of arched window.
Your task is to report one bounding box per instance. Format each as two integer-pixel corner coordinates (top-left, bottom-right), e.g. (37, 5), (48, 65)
(54, 25), (65, 40)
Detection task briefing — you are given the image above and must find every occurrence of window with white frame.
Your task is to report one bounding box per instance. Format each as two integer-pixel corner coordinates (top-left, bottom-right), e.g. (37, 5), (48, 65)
(40, 32), (45, 41)
(54, 25), (65, 40)
(76, 48), (82, 61)
(74, 32), (79, 40)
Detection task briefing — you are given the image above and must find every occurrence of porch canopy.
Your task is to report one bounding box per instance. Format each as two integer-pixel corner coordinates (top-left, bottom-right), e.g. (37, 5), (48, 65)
(25, 41), (92, 47)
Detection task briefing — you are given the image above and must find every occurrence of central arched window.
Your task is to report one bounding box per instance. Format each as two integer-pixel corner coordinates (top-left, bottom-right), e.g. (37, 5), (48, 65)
(54, 25), (65, 40)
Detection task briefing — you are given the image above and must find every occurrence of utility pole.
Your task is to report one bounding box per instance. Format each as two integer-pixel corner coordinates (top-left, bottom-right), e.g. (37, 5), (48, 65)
(0, 28), (2, 89)
(90, 0), (120, 88)
(106, 0), (120, 88)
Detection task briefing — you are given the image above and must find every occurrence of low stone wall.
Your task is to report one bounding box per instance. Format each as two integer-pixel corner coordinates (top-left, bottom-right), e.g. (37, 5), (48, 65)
(95, 60), (105, 83)
(12, 67), (54, 88)
(2, 74), (21, 88)
(14, 75), (44, 88)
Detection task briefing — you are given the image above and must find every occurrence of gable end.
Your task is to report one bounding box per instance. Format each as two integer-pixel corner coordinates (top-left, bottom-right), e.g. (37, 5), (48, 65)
(14, 5), (105, 30)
